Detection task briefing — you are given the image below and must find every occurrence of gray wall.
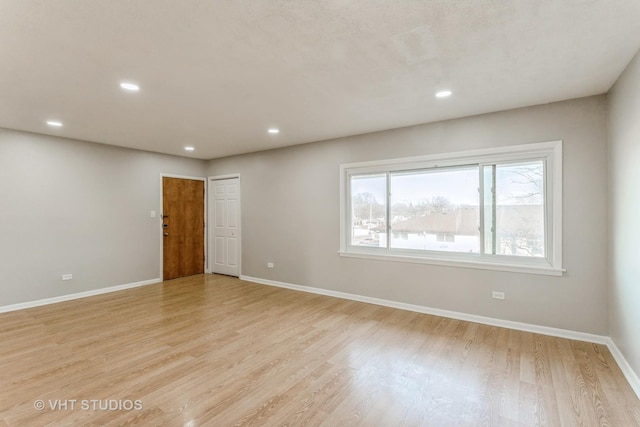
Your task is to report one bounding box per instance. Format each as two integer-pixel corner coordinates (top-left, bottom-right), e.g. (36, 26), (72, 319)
(608, 50), (640, 377)
(208, 96), (609, 335)
(0, 128), (207, 306)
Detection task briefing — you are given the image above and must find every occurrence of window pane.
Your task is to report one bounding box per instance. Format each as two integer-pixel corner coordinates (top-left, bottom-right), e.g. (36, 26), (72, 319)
(494, 161), (545, 257)
(350, 174), (387, 248)
(390, 167), (479, 253)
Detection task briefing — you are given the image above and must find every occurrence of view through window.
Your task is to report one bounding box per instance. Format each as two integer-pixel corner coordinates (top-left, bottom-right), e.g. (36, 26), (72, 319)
(350, 163), (544, 257)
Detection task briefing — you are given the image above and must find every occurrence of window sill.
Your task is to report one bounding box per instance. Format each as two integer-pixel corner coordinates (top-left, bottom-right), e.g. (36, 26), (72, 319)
(338, 250), (565, 276)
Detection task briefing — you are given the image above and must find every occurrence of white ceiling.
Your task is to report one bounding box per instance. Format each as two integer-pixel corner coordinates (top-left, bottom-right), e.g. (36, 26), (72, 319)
(1, 1), (639, 160)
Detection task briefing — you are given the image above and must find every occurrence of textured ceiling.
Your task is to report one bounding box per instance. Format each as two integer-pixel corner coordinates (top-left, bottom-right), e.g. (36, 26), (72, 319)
(1, 0), (639, 159)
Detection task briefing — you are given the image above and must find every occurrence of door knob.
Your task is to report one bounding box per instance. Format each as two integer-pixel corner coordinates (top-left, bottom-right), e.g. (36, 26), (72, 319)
(163, 224), (169, 228)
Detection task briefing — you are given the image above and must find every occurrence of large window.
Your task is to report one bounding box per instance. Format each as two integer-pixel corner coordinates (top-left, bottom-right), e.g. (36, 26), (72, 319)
(340, 141), (563, 275)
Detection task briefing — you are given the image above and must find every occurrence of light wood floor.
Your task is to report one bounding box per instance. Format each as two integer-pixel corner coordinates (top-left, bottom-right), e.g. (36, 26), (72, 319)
(1, 274), (638, 426)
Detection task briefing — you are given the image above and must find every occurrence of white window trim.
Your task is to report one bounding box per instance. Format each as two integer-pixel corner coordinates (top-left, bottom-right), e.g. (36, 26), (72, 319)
(339, 140), (564, 276)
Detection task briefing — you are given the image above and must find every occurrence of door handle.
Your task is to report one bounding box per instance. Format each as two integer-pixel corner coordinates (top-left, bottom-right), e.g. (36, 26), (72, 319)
(163, 224), (169, 228)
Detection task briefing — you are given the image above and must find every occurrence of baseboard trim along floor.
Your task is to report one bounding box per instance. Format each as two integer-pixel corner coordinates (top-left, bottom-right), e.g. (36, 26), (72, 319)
(241, 274), (640, 400)
(0, 278), (161, 314)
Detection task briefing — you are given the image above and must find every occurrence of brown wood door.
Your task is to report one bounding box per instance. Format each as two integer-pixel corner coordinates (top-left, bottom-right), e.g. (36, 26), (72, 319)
(162, 177), (205, 280)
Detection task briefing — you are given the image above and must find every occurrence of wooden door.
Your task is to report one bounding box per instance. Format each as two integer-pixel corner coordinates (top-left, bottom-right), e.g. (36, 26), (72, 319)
(162, 177), (205, 280)
(212, 178), (240, 276)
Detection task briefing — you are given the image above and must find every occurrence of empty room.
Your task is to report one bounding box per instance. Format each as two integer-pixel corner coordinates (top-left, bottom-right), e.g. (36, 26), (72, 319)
(1, 1), (640, 426)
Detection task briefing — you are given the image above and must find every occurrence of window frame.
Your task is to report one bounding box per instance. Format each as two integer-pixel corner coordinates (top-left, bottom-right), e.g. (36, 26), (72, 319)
(339, 141), (564, 276)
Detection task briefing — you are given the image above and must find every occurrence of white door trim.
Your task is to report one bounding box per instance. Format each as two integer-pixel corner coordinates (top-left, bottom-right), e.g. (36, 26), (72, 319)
(208, 174), (241, 276)
(159, 174), (208, 280)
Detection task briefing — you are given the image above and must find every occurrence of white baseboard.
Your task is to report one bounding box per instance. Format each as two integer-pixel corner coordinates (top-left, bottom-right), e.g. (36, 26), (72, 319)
(240, 275), (609, 343)
(0, 278), (162, 313)
(605, 338), (640, 399)
(240, 274), (640, 400)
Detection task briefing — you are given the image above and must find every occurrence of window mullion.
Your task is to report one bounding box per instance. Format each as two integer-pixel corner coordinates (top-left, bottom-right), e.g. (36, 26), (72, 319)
(491, 165), (497, 255)
(479, 166), (485, 256)
(386, 172), (391, 250)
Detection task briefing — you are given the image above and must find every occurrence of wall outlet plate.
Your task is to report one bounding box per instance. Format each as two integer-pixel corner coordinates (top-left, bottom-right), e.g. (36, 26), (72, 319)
(492, 291), (505, 300)
(267, 262), (274, 268)
(62, 274), (73, 281)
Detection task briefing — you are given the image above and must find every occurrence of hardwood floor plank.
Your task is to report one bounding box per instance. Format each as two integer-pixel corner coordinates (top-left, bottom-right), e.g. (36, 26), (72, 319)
(1, 274), (638, 426)
(498, 329), (522, 423)
(532, 336), (562, 426)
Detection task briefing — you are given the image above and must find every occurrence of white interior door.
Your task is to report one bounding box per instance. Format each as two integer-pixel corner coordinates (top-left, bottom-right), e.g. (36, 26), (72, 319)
(211, 177), (240, 276)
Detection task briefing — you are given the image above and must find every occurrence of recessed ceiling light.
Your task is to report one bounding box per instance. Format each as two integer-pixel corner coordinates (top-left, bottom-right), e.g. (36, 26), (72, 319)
(120, 82), (140, 92)
(268, 128), (280, 134)
(435, 90), (452, 98)
(46, 120), (63, 127)
(184, 146), (195, 151)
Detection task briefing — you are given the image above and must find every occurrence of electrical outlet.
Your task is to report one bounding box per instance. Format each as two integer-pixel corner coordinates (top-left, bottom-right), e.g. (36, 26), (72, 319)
(267, 262), (274, 269)
(492, 291), (505, 300)
(62, 274), (73, 281)
(150, 210), (156, 218)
